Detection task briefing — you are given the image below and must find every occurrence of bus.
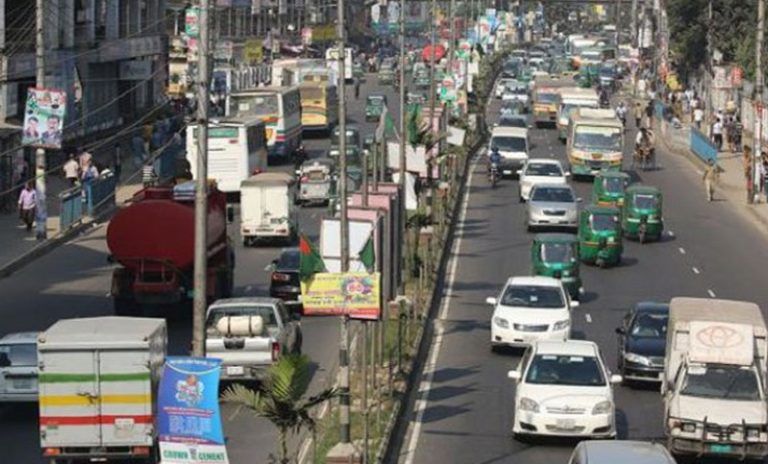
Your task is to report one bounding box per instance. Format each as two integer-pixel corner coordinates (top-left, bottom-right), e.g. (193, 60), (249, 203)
(557, 87), (599, 141)
(299, 82), (338, 133)
(567, 111), (624, 177)
(227, 87), (302, 162)
(186, 119), (268, 194)
(326, 47), (353, 82)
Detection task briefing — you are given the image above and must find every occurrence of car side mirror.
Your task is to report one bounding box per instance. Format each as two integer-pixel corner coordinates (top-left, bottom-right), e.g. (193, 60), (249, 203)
(615, 327), (626, 335)
(507, 370), (521, 380)
(516, 170), (523, 175)
(570, 300), (579, 308)
(485, 297), (498, 306)
(610, 374), (623, 384)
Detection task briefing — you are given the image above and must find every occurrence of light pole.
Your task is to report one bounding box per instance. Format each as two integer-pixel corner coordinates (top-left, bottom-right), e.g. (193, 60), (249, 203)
(754, 0), (764, 203)
(398, 0), (406, 294)
(34, 0), (47, 240)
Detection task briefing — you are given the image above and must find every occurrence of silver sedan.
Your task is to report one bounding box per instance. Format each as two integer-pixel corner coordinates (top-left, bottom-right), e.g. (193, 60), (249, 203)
(526, 183), (580, 232)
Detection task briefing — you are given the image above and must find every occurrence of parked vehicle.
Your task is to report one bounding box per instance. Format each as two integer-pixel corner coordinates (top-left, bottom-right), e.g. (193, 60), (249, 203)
(578, 205), (622, 267)
(569, 440), (676, 464)
(107, 182), (234, 316)
(205, 297), (302, 381)
(488, 126), (530, 177)
(616, 302), (669, 384)
(508, 340), (620, 439)
(663, 298), (768, 460)
(592, 171), (631, 207)
(526, 184), (580, 231)
(531, 234), (582, 300)
(0, 332), (38, 402)
(268, 248), (302, 302)
(622, 185), (664, 243)
(38, 317), (167, 463)
(518, 158), (569, 202)
(240, 173), (297, 246)
(486, 276), (577, 351)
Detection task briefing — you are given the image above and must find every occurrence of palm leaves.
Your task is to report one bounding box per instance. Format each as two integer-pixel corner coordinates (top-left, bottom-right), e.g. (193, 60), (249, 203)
(221, 354), (338, 464)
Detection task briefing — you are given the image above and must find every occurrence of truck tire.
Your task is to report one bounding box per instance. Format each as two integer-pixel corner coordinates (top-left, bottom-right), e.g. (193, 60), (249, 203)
(114, 298), (141, 317)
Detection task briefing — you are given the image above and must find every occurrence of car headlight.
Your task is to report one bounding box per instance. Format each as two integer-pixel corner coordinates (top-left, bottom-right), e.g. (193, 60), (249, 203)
(519, 397), (539, 412)
(592, 400), (613, 415)
(681, 422), (697, 433)
(624, 352), (652, 366)
(552, 319), (570, 331)
(493, 317), (509, 329)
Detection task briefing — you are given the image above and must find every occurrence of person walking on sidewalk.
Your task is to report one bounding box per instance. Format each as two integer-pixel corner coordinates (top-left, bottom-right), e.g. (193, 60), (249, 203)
(634, 102), (643, 128)
(693, 106), (704, 130)
(17, 182), (36, 231)
(712, 119), (724, 151)
(63, 154), (79, 187)
(703, 159), (719, 202)
(744, 146), (755, 203)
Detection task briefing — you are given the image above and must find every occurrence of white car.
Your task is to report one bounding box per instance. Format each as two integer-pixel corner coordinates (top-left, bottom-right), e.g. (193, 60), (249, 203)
(495, 78), (516, 98)
(508, 340), (621, 439)
(518, 159), (569, 202)
(526, 183), (580, 231)
(502, 85), (530, 105)
(486, 276), (576, 350)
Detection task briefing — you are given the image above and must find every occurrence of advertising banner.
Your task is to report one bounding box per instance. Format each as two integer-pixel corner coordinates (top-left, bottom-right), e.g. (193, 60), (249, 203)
(185, 8), (200, 37)
(301, 272), (381, 320)
(22, 88), (66, 149)
(244, 40), (263, 64)
(158, 357), (229, 464)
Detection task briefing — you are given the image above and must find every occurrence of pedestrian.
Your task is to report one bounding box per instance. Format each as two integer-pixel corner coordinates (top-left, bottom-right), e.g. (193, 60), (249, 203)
(645, 100), (654, 124)
(744, 145), (754, 202)
(131, 132), (146, 169)
(112, 143), (122, 181)
(757, 155), (766, 202)
(62, 154), (79, 187)
(354, 78), (361, 99)
(81, 162), (99, 183)
(142, 163), (157, 187)
(693, 107), (704, 130)
(78, 148), (92, 173)
(712, 118), (724, 151)
(703, 158), (719, 202)
(17, 182), (36, 231)
(633, 102), (643, 127)
(763, 152), (768, 202)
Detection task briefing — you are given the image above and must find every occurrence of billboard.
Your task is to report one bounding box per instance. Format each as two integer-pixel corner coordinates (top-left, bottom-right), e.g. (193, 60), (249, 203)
(301, 272), (382, 320)
(22, 88), (66, 149)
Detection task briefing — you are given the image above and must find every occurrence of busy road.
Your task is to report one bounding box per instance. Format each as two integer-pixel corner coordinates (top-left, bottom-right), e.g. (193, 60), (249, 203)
(396, 81), (768, 463)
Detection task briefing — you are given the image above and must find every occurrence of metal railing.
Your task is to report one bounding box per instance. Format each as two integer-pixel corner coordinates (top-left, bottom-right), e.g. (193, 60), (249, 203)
(57, 174), (118, 232)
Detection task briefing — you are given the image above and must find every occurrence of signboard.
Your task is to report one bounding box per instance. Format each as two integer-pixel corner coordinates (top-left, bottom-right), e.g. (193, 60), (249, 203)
(447, 125), (466, 146)
(312, 24), (335, 42)
(301, 272), (381, 320)
(244, 40), (263, 64)
(22, 88), (66, 149)
(158, 357), (229, 464)
(119, 59), (152, 80)
(731, 67), (744, 87)
(387, 142), (428, 177)
(185, 8), (200, 37)
(713, 66), (731, 89)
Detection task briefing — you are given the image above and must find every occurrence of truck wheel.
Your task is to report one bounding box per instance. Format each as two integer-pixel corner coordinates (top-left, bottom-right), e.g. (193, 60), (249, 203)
(114, 299), (140, 317)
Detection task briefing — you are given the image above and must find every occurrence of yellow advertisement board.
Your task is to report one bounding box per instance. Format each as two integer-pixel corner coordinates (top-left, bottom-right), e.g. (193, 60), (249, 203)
(244, 40), (263, 64)
(301, 272), (381, 320)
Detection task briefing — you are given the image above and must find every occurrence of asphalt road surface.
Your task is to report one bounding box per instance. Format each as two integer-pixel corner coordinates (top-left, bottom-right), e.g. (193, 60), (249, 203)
(396, 88), (768, 464)
(0, 72), (403, 464)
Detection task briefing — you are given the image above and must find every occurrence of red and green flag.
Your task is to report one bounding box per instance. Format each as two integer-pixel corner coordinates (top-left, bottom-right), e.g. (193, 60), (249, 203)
(299, 234), (326, 282)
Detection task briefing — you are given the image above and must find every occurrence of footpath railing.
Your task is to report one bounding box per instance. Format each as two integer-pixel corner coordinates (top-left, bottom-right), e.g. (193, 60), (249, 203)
(58, 173), (118, 231)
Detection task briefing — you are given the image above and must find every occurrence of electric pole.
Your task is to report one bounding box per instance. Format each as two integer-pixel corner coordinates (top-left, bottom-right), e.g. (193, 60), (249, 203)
(192, 0), (211, 357)
(614, 0), (620, 46)
(427, 0), (437, 120)
(754, 0), (764, 203)
(398, 0), (406, 294)
(631, 0), (638, 48)
(35, 0), (47, 240)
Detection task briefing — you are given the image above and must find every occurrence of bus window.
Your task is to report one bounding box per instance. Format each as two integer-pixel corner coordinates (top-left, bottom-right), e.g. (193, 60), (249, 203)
(229, 95), (279, 118)
(284, 90), (301, 117)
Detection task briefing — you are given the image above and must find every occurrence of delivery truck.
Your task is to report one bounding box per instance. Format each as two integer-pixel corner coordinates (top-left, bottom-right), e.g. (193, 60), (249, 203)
(37, 317), (167, 463)
(106, 182), (235, 316)
(663, 297), (768, 460)
(240, 172), (297, 246)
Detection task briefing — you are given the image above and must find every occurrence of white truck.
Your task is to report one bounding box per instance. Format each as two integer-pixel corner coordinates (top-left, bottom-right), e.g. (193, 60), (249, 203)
(240, 172), (297, 246)
(663, 297), (768, 460)
(37, 317), (167, 463)
(205, 297), (302, 381)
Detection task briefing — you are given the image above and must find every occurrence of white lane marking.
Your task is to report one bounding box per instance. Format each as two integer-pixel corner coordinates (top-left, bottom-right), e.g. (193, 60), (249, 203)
(402, 152), (478, 464)
(585, 313), (592, 323)
(692, 267), (700, 275)
(708, 289), (717, 298)
(678, 247), (686, 255)
(668, 230), (675, 237)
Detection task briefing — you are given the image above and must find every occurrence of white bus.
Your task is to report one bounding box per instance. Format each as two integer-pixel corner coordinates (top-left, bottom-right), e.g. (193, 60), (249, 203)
(186, 119), (268, 194)
(325, 47), (353, 82)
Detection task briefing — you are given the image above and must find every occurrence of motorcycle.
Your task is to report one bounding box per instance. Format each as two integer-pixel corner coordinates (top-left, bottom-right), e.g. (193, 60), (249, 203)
(489, 162), (500, 188)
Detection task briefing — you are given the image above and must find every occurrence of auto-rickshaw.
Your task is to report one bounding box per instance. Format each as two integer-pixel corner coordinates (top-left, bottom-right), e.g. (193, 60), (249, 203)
(531, 233), (583, 299)
(378, 59), (396, 85)
(592, 171), (631, 207)
(407, 92), (426, 106)
(365, 94), (387, 122)
(296, 159), (335, 206)
(621, 185), (664, 243)
(578, 205), (623, 267)
(414, 69), (431, 89)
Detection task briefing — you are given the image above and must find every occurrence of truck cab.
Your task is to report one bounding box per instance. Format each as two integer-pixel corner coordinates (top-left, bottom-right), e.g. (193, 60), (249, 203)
(663, 297), (768, 460)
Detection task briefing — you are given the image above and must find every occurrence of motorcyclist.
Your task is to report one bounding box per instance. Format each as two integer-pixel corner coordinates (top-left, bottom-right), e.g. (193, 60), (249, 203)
(635, 127), (655, 166)
(488, 146), (502, 177)
(633, 102), (644, 128)
(599, 86), (610, 108)
(293, 144), (308, 170)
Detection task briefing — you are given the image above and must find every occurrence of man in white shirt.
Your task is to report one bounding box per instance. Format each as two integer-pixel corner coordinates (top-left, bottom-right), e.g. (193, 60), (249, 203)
(712, 120), (724, 150)
(62, 154), (79, 186)
(693, 107), (704, 129)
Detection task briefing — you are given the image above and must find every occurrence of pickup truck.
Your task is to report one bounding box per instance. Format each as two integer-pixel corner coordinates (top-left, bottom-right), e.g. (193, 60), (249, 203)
(205, 297), (302, 381)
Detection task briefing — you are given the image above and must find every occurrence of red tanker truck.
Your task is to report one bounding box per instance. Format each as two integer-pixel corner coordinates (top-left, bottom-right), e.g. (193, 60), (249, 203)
(106, 182), (234, 316)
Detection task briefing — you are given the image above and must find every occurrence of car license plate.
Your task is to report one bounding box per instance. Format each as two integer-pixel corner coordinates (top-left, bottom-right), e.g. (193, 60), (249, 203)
(503, 170), (512, 175)
(710, 444), (732, 454)
(226, 366), (245, 376)
(556, 419), (576, 429)
(12, 378), (32, 389)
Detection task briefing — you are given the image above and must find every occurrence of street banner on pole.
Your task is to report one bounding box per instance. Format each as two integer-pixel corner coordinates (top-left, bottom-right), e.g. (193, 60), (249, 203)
(158, 357), (229, 464)
(301, 272), (382, 320)
(22, 88), (66, 149)
(185, 8), (200, 37)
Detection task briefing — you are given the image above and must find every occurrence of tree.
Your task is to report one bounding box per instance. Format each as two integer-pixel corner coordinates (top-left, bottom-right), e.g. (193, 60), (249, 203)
(221, 355), (337, 464)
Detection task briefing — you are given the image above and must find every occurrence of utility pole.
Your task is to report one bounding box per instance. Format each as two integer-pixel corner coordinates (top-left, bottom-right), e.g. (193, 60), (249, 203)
(398, 0), (406, 294)
(192, 0), (211, 357)
(754, 0), (764, 203)
(707, 0), (713, 128)
(630, 0), (638, 47)
(34, 0), (47, 240)
(614, 0), (620, 46)
(427, 0), (437, 120)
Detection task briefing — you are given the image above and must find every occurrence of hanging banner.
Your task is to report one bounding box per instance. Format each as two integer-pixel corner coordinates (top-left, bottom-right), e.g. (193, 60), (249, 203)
(244, 39), (263, 64)
(22, 88), (67, 149)
(158, 357), (228, 464)
(301, 272), (382, 320)
(185, 7), (200, 37)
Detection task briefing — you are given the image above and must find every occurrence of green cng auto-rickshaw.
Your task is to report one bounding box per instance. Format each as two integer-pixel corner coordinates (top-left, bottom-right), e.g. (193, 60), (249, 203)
(414, 69), (431, 89)
(531, 233), (583, 299)
(365, 94), (387, 122)
(592, 171), (631, 207)
(578, 205), (623, 267)
(622, 185), (664, 243)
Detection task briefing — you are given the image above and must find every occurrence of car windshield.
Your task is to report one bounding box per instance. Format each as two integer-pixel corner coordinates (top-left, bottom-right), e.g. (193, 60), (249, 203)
(629, 311), (668, 338)
(536, 92), (558, 103)
(332, 130), (360, 147)
(206, 305), (279, 335)
(500, 285), (565, 308)
(526, 163), (563, 177)
(229, 94), (279, 118)
(368, 96), (385, 104)
(531, 187), (574, 203)
(632, 193), (658, 209)
(540, 242), (575, 263)
(0, 343), (37, 367)
(277, 250), (300, 269)
(681, 366), (761, 401)
(589, 213), (618, 231)
(492, 136), (527, 152)
(574, 126), (622, 150)
(499, 117), (527, 128)
(507, 86), (527, 95)
(602, 176), (627, 193)
(526, 354), (606, 386)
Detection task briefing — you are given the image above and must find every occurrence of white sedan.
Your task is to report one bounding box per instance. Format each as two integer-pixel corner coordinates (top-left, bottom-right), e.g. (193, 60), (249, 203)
(518, 159), (569, 202)
(487, 276), (577, 351)
(508, 340), (622, 440)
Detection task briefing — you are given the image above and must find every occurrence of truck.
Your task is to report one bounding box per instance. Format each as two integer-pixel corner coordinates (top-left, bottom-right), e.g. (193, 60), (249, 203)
(106, 182), (234, 316)
(37, 317), (167, 463)
(663, 297), (768, 460)
(205, 297), (302, 381)
(240, 173), (297, 246)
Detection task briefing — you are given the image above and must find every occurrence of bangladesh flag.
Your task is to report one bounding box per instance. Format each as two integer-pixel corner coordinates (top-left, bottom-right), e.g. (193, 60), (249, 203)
(299, 235), (326, 282)
(358, 236), (375, 272)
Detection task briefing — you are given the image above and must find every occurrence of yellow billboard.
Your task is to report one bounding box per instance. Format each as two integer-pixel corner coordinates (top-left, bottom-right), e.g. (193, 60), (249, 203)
(301, 272), (381, 320)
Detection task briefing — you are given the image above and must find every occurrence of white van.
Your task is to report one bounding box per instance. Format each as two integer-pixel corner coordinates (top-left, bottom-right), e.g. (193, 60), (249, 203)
(488, 126), (530, 177)
(240, 173), (297, 246)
